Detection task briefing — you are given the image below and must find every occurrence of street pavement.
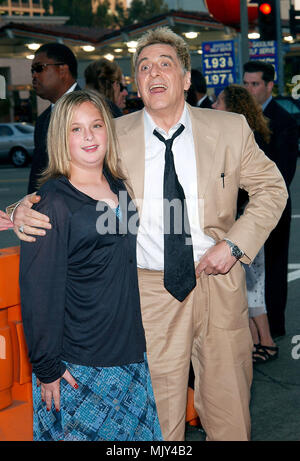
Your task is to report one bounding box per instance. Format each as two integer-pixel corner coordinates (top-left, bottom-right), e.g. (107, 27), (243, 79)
(186, 158), (300, 442)
(1, 159), (300, 442)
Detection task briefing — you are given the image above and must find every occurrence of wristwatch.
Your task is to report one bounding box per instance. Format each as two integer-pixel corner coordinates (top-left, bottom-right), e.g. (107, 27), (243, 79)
(224, 239), (244, 260)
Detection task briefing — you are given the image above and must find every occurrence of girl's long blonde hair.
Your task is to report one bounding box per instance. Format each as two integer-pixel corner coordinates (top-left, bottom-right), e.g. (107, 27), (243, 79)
(39, 89), (125, 186)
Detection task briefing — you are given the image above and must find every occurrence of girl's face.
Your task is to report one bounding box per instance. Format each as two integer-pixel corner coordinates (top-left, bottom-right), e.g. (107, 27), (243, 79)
(69, 101), (108, 170)
(212, 91), (227, 111)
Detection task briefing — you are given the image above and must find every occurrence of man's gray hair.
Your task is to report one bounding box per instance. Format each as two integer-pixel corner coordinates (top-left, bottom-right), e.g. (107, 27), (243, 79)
(133, 27), (191, 74)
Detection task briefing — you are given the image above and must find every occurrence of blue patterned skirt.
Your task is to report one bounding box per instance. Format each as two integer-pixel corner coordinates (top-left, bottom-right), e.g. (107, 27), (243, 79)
(32, 354), (163, 441)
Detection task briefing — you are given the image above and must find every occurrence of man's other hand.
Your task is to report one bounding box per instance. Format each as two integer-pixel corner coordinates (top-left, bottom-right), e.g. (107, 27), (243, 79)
(13, 194), (51, 242)
(196, 240), (238, 277)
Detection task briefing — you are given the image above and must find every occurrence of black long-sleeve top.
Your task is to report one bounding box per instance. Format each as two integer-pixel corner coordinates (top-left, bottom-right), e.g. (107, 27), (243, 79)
(20, 170), (146, 383)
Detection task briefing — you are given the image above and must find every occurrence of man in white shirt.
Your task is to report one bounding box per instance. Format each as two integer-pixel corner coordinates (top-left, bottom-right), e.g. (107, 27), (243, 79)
(10, 28), (287, 441)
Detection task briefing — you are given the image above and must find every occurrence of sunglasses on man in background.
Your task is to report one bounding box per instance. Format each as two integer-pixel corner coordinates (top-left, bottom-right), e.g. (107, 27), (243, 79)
(31, 63), (65, 74)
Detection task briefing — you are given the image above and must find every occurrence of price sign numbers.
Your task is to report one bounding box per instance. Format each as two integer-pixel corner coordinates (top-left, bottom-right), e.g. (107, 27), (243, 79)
(202, 41), (236, 89)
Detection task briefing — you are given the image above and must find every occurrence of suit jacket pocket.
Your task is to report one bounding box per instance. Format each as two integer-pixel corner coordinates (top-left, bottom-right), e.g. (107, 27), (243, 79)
(215, 172), (238, 221)
(208, 262), (249, 330)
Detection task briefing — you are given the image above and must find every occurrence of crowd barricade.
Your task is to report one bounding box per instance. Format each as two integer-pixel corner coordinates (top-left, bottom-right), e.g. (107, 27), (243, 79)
(0, 246), (33, 441)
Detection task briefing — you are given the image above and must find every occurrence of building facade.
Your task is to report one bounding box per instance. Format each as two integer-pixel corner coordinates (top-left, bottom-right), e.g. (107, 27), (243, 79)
(0, 0), (46, 17)
(91, 0), (128, 14)
(0, 0), (129, 18)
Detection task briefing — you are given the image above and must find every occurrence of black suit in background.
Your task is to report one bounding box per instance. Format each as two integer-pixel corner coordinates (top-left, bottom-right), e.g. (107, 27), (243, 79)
(262, 98), (298, 337)
(106, 98), (123, 118)
(27, 84), (81, 194)
(28, 105), (51, 194)
(197, 95), (212, 109)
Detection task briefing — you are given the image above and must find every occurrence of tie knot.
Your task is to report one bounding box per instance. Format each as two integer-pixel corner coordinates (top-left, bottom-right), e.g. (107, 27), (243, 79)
(153, 124), (185, 150)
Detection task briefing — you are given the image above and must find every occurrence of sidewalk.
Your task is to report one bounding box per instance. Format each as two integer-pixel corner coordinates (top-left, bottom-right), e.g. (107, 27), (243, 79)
(185, 161), (300, 442)
(185, 287), (300, 441)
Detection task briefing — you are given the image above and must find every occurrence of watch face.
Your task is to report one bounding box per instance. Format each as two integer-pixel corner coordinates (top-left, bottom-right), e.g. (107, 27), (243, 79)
(232, 245), (242, 259)
(224, 239), (243, 259)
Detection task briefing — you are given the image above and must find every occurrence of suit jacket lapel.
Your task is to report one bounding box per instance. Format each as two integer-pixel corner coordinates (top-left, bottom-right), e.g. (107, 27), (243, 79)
(187, 104), (218, 198)
(117, 106), (219, 222)
(117, 109), (145, 214)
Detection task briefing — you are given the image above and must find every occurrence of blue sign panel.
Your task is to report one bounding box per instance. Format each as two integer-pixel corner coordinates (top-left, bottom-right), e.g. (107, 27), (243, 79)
(201, 40), (236, 89)
(248, 40), (278, 82)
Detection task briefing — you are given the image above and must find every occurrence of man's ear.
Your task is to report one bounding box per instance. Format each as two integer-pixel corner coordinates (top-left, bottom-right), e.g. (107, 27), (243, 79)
(184, 71), (191, 91)
(59, 64), (69, 78)
(267, 80), (274, 94)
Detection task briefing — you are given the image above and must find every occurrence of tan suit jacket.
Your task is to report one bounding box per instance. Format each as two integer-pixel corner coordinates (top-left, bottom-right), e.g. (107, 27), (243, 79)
(114, 104), (288, 329)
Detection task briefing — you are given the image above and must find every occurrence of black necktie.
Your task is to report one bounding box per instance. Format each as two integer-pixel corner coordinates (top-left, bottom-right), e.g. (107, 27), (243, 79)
(153, 124), (196, 301)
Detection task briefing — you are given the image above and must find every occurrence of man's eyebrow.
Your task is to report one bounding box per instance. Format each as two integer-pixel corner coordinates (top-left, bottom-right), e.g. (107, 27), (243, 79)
(137, 54), (175, 67)
(160, 54), (174, 61)
(137, 56), (148, 67)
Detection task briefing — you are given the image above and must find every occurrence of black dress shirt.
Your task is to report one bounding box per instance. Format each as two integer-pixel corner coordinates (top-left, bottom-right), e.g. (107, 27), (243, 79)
(20, 170), (146, 383)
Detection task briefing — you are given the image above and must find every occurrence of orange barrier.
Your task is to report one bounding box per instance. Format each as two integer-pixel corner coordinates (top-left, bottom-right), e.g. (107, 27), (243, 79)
(0, 246), (33, 441)
(186, 387), (201, 428)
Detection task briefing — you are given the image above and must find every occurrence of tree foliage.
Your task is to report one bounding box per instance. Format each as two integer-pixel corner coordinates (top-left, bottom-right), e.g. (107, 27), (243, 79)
(124, 0), (169, 26)
(51, 0), (94, 27)
(93, 0), (116, 28)
(43, 0), (52, 15)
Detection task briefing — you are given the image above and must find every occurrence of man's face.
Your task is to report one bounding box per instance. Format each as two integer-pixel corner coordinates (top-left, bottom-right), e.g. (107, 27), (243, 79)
(31, 52), (66, 103)
(136, 44), (190, 118)
(243, 71), (273, 105)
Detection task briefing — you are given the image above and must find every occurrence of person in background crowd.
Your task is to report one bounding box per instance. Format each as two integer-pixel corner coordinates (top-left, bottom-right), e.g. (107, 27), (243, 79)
(8, 27), (288, 442)
(84, 58), (128, 118)
(19, 89), (162, 441)
(116, 74), (129, 111)
(213, 84), (278, 363)
(186, 69), (212, 108)
(243, 61), (298, 338)
(27, 43), (80, 195)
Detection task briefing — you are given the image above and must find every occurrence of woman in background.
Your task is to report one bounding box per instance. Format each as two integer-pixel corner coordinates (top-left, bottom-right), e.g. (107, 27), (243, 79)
(84, 58), (128, 117)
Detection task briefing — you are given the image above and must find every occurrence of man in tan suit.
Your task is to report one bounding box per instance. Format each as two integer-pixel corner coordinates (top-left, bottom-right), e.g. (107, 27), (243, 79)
(10, 28), (287, 441)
